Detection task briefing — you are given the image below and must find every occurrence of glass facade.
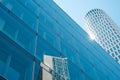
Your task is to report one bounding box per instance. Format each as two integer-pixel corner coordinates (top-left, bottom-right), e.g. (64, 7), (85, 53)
(0, 0), (120, 80)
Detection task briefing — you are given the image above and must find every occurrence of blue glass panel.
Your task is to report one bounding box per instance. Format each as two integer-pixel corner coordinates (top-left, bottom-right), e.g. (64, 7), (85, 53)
(0, 53), (7, 75)
(17, 0), (38, 16)
(0, 6), (36, 54)
(68, 61), (90, 80)
(39, 9), (56, 35)
(6, 67), (19, 80)
(38, 22), (60, 51)
(80, 58), (97, 80)
(95, 71), (108, 80)
(60, 40), (80, 66)
(39, 10), (45, 22)
(16, 27), (35, 54)
(36, 37), (60, 61)
(0, 38), (33, 80)
(1, 0), (37, 31)
(33, 0), (42, 5)
(34, 63), (41, 80)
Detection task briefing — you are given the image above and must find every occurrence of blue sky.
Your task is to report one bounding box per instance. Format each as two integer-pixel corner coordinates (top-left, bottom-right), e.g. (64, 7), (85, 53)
(54, 0), (120, 31)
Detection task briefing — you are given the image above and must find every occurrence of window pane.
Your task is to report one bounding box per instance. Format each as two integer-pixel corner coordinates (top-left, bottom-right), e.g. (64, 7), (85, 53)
(0, 6), (36, 54)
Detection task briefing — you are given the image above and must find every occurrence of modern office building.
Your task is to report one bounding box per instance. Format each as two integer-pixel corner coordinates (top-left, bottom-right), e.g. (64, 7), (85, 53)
(42, 55), (70, 80)
(84, 9), (120, 63)
(0, 0), (120, 80)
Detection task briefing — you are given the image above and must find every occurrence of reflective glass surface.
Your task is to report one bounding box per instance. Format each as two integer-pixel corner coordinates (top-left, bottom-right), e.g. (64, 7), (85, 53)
(0, 0), (120, 80)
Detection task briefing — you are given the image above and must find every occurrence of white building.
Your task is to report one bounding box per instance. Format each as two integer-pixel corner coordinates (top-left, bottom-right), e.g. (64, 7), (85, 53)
(84, 9), (120, 63)
(41, 55), (70, 80)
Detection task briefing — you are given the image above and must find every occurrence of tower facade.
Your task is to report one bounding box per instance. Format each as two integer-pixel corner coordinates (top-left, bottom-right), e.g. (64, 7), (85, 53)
(84, 9), (120, 63)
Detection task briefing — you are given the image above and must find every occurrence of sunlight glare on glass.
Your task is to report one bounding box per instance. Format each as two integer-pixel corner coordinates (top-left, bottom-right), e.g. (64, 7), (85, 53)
(89, 33), (95, 40)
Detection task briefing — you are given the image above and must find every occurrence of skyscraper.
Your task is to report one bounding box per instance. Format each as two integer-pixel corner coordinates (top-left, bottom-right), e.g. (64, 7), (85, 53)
(0, 1), (120, 80)
(84, 9), (120, 63)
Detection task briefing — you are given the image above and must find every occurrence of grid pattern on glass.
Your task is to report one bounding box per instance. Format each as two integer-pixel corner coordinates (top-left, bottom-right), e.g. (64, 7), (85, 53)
(52, 58), (70, 80)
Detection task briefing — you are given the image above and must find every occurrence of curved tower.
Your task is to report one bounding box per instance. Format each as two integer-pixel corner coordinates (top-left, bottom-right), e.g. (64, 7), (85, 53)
(84, 9), (120, 63)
